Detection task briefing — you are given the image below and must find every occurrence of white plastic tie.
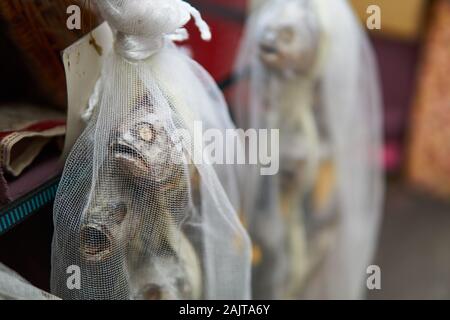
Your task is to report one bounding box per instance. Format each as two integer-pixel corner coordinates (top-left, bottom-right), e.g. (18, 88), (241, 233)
(179, 1), (212, 41)
(96, 0), (212, 60)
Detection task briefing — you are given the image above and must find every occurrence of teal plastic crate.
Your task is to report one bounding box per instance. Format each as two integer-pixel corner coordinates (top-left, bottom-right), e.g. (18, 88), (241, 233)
(0, 177), (60, 236)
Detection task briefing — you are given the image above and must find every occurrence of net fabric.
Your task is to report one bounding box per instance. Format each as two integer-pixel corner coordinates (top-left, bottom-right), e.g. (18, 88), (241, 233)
(0, 263), (60, 300)
(51, 0), (251, 300)
(233, 0), (384, 299)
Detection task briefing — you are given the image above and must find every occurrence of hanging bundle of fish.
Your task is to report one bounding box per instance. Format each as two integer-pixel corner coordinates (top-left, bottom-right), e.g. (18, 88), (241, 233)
(258, 0), (339, 297)
(77, 100), (202, 300)
(234, 0), (384, 299)
(51, 0), (251, 300)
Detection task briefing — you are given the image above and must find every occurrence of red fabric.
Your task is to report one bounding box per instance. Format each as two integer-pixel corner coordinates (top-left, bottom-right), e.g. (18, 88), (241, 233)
(0, 120), (66, 140)
(184, 0), (247, 82)
(198, 0), (247, 11)
(0, 119), (65, 204)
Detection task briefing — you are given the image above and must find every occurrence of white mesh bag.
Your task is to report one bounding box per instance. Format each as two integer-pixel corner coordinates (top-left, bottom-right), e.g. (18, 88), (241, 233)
(233, 0), (384, 299)
(51, 0), (251, 300)
(0, 263), (59, 300)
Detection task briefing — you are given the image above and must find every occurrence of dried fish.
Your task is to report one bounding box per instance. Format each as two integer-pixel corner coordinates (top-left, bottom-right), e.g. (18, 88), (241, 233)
(78, 104), (202, 299)
(52, 0), (251, 300)
(235, 0), (383, 300)
(239, 0), (339, 298)
(111, 107), (179, 183)
(258, 0), (321, 78)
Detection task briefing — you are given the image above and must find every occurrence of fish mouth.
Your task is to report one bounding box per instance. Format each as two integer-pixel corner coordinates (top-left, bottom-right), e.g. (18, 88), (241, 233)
(259, 42), (282, 69)
(259, 42), (279, 55)
(80, 224), (113, 262)
(112, 141), (148, 169)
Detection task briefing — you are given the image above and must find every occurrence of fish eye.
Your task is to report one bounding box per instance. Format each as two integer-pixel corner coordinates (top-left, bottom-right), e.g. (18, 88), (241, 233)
(136, 123), (156, 143)
(109, 203), (127, 224)
(278, 26), (295, 43)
